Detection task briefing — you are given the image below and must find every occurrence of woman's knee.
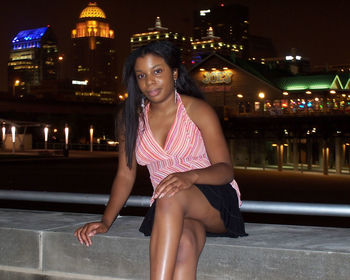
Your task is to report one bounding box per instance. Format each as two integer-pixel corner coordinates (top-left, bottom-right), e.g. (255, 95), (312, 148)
(155, 188), (191, 213)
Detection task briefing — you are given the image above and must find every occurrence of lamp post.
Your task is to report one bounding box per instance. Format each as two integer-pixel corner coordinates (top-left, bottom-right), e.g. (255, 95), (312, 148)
(11, 126), (16, 153)
(64, 124), (69, 157)
(89, 125), (94, 152)
(44, 126), (49, 150)
(13, 80), (20, 97)
(258, 91), (265, 113)
(58, 55), (64, 80)
(1, 123), (5, 150)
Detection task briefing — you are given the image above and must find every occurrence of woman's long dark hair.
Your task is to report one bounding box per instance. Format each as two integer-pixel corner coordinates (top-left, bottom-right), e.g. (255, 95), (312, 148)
(122, 41), (204, 168)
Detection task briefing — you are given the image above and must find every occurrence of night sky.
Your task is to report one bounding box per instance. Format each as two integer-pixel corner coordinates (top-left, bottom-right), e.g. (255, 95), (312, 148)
(1, 0), (350, 92)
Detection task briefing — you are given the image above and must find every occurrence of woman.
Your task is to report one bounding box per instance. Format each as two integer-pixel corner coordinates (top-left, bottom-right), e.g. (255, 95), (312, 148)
(74, 41), (247, 280)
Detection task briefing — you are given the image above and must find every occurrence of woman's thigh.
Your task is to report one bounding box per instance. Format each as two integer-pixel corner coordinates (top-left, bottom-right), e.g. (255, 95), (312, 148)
(157, 185), (226, 234)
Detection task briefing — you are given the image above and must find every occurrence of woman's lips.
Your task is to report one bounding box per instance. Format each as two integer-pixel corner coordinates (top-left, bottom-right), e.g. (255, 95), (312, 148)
(147, 89), (161, 97)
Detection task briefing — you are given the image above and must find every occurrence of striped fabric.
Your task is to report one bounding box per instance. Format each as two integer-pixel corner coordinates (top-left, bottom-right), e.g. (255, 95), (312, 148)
(135, 93), (241, 206)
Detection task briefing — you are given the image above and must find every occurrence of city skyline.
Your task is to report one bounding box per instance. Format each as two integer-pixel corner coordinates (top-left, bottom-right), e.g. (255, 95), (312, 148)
(1, 0), (350, 92)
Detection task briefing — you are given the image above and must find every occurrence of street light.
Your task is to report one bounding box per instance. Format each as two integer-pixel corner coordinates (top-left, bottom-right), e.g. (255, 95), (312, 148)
(13, 80), (20, 97)
(44, 126), (49, 150)
(90, 125), (94, 152)
(64, 124), (69, 147)
(64, 124), (69, 157)
(1, 123), (5, 150)
(11, 126), (16, 153)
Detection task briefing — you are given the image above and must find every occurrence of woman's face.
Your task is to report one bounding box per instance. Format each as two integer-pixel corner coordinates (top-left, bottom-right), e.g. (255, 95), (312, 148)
(134, 54), (177, 104)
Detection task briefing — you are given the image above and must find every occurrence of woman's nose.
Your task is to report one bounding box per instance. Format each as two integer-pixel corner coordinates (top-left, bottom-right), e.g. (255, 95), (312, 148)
(145, 75), (155, 86)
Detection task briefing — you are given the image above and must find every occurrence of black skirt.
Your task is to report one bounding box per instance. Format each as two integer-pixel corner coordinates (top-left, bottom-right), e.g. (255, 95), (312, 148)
(139, 183), (247, 238)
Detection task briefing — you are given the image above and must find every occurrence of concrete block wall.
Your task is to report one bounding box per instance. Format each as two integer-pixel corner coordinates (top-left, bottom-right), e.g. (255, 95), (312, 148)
(1, 209), (350, 279)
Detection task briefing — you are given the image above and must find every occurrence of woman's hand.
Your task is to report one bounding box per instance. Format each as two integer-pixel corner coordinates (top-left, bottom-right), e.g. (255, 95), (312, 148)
(74, 221), (109, 247)
(154, 171), (198, 199)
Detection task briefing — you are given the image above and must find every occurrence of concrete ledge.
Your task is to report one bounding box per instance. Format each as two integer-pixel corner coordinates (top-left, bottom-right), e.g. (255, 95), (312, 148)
(1, 208), (350, 280)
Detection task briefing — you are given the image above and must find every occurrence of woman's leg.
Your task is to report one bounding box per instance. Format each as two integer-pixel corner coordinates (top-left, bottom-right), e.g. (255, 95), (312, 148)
(173, 218), (206, 280)
(150, 185), (226, 280)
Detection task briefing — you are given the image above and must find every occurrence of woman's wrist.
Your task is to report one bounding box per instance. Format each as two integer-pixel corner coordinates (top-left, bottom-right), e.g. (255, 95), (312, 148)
(101, 218), (112, 229)
(189, 170), (199, 185)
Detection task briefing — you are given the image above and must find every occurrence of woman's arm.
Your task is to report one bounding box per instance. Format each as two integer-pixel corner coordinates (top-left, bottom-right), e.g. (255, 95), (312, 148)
(187, 97), (234, 183)
(74, 125), (137, 246)
(154, 97), (234, 199)
(101, 135), (137, 227)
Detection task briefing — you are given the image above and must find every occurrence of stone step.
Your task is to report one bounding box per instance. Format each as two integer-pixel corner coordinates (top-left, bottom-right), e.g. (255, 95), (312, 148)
(0, 208), (349, 280)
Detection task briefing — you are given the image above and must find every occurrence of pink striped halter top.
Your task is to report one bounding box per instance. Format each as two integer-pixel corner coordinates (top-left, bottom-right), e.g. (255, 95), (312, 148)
(135, 93), (241, 205)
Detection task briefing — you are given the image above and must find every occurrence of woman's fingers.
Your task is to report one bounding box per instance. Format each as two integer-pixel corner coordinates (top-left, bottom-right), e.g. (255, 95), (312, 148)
(166, 185), (180, 198)
(158, 184), (177, 198)
(80, 225), (92, 246)
(155, 172), (195, 199)
(74, 223), (103, 247)
(154, 178), (174, 198)
(155, 177), (177, 198)
(157, 180), (182, 199)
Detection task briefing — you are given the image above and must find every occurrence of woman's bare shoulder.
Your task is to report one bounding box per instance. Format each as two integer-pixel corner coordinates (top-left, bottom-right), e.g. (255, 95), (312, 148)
(181, 95), (218, 126)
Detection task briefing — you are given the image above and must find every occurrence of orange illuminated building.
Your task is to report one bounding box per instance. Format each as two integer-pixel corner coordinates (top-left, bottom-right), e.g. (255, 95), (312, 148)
(71, 2), (117, 103)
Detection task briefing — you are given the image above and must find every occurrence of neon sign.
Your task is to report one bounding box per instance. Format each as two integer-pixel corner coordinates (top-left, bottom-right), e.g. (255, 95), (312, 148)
(201, 71), (233, 85)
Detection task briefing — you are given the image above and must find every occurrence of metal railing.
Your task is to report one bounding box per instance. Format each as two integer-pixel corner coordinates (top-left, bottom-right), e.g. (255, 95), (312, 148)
(1, 190), (350, 217)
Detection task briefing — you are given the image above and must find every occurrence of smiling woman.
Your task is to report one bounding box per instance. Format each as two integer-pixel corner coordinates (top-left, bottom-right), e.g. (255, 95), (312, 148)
(74, 41), (247, 280)
(134, 54), (178, 104)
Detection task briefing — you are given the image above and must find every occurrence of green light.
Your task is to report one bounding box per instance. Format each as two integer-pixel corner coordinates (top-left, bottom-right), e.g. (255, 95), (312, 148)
(286, 85), (307, 90)
(309, 84), (329, 89)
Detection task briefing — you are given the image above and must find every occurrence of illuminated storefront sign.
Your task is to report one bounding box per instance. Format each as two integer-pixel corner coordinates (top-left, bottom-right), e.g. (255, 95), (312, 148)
(201, 70), (233, 85)
(72, 80), (88, 85)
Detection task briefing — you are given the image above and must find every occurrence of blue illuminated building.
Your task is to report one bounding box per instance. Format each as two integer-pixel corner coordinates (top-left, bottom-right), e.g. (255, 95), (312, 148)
(12, 27), (48, 50)
(8, 26), (58, 98)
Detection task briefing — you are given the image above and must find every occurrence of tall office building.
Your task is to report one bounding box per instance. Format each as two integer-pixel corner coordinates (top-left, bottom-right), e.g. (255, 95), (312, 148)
(130, 17), (191, 65)
(191, 26), (243, 64)
(8, 26), (58, 97)
(71, 2), (117, 103)
(193, 3), (249, 57)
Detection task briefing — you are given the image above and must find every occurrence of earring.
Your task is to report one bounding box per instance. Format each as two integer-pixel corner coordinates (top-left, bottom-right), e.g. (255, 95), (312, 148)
(174, 79), (177, 104)
(141, 95), (145, 111)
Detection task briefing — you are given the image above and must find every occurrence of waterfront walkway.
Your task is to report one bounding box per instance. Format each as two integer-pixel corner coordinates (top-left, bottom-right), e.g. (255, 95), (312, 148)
(1, 208), (350, 280)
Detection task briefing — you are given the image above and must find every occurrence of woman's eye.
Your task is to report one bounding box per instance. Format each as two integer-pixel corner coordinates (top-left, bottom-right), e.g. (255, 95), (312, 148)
(137, 73), (145, 79)
(154, 68), (162, 74)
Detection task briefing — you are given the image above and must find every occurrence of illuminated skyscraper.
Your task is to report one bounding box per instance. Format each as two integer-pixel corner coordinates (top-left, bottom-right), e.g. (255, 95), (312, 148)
(130, 17), (190, 65)
(71, 2), (117, 103)
(193, 3), (249, 57)
(191, 26), (243, 64)
(8, 26), (58, 97)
